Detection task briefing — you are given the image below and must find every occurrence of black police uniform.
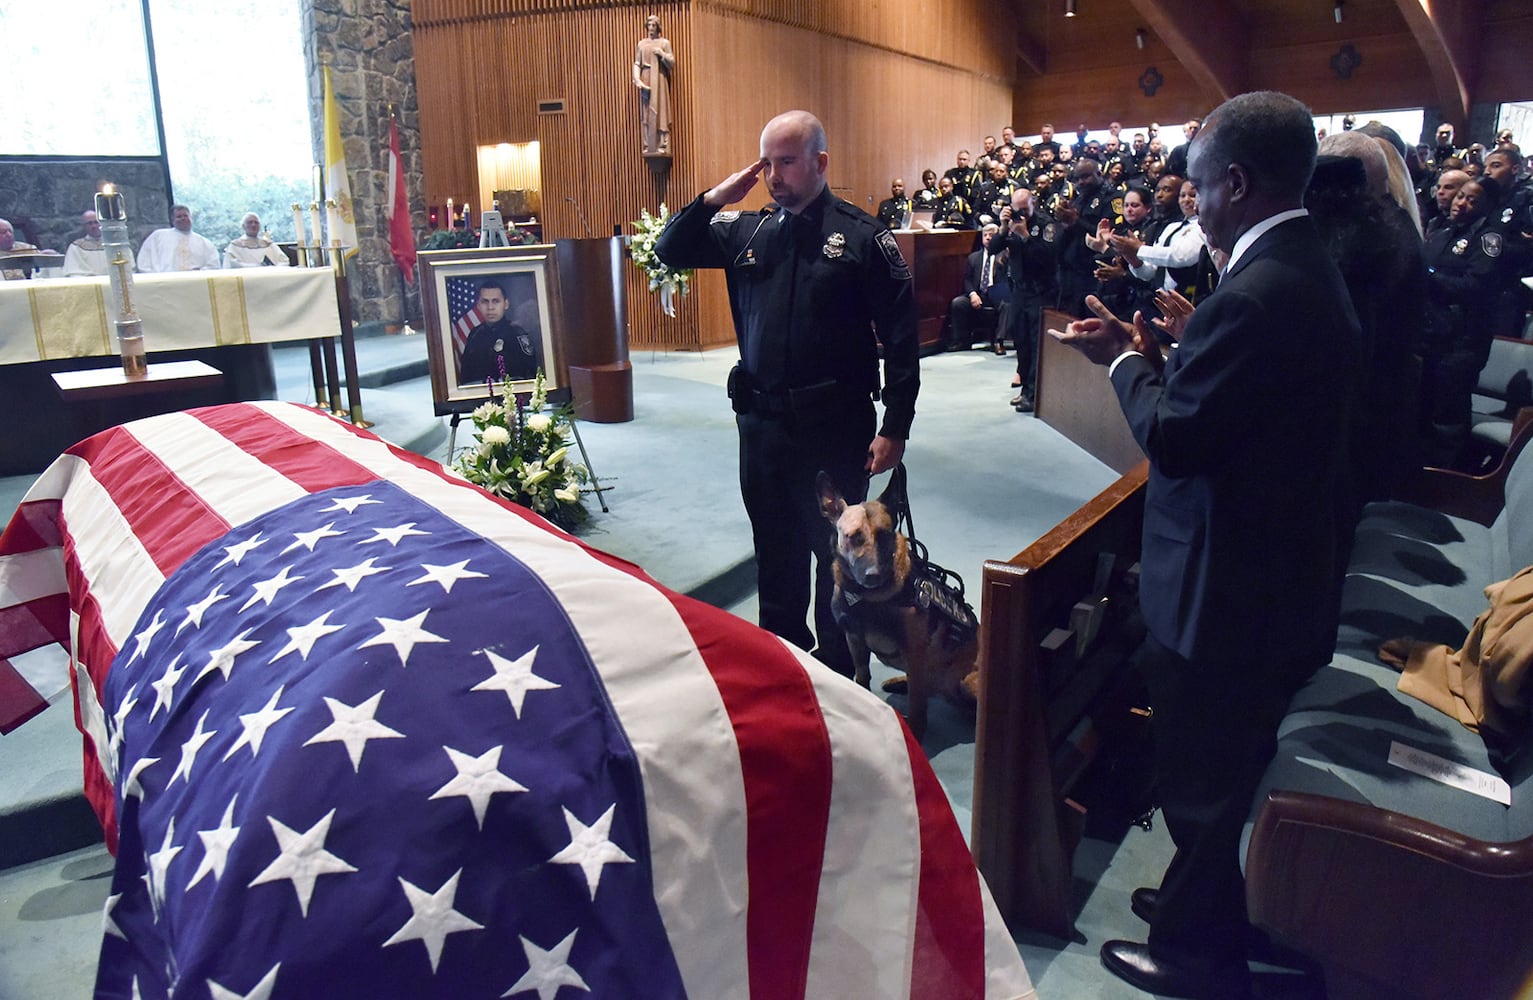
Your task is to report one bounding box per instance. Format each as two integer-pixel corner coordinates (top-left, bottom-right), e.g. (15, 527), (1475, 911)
(944, 166), (983, 204)
(971, 179), (1016, 228)
(459, 319), (540, 384)
(653, 186), (919, 675)
(876, 194), (911, 231)
(1074, 183), (1113, 230)
(931, 194), (973, 229)
(1422, 215), (1510, 465)
(1002, 208), (1058, 396)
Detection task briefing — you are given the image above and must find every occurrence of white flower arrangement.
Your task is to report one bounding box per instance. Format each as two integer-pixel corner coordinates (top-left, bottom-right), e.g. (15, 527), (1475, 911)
(453, 370), (591, 530)
(630, 204), (692, 316)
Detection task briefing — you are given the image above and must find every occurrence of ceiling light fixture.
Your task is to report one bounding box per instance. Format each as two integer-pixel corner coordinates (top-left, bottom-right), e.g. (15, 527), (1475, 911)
(1334, 1), (1343, 23)
(1137, 28), (1146, 49)
(1065, 0), (1077, 17)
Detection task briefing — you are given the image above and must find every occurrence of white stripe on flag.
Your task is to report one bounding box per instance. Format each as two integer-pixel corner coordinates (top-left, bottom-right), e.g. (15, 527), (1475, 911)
(58, 456), (166, 652)
(125, 411), (310, 527)
(800, 649), (926, 1000)
(9, 645), (70, 702)
(251, 401), (756, 998)
(0, 548), (67, 608)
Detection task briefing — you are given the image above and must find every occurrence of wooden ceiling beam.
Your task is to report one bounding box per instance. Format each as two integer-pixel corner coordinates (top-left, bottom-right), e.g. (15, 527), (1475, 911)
(1393, 0), (1481, 129)
(1126, 0), (1249, 103)
(1014, 24), (1047, 78)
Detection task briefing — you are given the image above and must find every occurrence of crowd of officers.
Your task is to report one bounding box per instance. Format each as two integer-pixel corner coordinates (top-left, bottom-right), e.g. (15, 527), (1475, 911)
(877, 117), (1533, 459)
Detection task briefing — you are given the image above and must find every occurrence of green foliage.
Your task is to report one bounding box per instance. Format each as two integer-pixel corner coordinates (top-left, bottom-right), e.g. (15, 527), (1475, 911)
(176, 170), (311, 248)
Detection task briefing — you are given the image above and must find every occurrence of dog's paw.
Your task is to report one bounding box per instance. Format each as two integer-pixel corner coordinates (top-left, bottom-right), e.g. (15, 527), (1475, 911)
(881, 674), (908, 694)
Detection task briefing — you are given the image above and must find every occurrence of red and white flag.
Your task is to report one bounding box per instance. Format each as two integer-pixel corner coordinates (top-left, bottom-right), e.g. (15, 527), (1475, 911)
(0, 402), (1036, 1000)
(386, 113), (416, 285)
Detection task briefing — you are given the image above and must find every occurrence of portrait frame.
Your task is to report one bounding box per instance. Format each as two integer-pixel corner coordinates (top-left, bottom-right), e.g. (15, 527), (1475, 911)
(418, 245), (566, 416)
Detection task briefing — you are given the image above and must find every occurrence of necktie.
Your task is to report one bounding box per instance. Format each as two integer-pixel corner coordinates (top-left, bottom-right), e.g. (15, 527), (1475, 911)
(981, 253), (993, 291)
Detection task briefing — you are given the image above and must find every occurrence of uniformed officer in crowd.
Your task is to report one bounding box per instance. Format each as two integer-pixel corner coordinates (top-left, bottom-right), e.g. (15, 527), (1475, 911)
(999, 187), (1057, 411)
(931, 175), (973, 229)
(1421, 176), (1511, 467)
(1072, 157), (1114, 229)
(972, 161), (1017, 228)
(944, 150), (983, 205)
(914, 168), (941, 207)
(1481, 146), (1533, 336)
(877, 177), (912, 230)
(652, 109), (920, 679)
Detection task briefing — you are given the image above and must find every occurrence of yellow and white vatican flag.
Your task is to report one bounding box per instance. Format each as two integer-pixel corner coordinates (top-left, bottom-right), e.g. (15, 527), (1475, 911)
(323, 65), (359, 257)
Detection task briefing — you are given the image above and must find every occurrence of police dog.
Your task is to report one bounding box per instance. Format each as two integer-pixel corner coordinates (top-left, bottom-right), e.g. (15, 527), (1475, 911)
(817, 472), (979, 737)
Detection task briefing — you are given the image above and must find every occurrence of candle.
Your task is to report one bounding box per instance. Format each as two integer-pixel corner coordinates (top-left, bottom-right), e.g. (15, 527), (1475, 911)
(463, 202), (471, 230)
(310, 202), (323, 249)
(292, 202), (306, 245)
(446, 198), (454, 228)
(95, 184), (126, 221)
(326, 198), (340, 248)
(312, 164), (323, 204)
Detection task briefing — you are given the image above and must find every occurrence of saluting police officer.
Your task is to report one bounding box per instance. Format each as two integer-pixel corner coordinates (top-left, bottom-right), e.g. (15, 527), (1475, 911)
(653, 109), (920, 678)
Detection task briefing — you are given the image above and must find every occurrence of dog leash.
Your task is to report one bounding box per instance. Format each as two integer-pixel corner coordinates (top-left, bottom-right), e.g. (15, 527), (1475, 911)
(881, 463), (978, 642)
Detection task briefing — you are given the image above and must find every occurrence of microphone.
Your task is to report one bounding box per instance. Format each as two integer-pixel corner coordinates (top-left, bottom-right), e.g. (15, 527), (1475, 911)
(566, 196), (595, 238)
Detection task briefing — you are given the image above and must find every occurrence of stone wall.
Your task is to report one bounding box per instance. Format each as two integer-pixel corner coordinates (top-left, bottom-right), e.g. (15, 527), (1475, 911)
(0, 159), (169, 255)
(303, 0), (423, 331)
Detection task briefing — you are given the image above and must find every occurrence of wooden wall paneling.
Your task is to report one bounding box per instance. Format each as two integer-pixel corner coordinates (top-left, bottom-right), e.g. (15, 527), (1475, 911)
(1249, 34), (1439, 114)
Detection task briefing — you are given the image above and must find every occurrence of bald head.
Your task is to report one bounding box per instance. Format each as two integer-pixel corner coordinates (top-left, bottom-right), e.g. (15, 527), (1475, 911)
(0, 219), (13, 251)
(760, 110), (829, 213)
(1435, 169), (1471, 213)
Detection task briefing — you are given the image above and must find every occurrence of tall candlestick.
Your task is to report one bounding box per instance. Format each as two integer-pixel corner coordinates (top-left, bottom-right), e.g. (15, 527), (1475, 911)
(326, 198), (341, 248)
(97, 185), (146, 378)
(291, 203), (306, 245)
(310, 202), (323, 250)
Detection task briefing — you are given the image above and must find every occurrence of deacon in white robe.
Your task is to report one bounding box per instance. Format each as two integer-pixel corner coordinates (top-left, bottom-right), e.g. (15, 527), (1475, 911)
(224, 212), (290, 268)
(62, 210), (134, 277)
(138, 205), (220, 272)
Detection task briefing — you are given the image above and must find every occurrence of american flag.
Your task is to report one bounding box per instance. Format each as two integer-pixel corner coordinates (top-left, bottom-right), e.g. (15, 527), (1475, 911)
(447, 278), (483, 365)
(0, 403), (1035, 1000)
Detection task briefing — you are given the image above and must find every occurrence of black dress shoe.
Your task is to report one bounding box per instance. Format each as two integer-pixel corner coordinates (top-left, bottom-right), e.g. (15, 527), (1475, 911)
(1100, 940), (1251, 999)
(1132, 886), (1159, 924)
(1013, 392), (1034, 414)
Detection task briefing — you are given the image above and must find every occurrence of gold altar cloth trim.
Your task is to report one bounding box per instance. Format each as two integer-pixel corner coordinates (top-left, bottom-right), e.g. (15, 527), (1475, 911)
(0, 268), (337, 365)
(27, 284), (111, 360)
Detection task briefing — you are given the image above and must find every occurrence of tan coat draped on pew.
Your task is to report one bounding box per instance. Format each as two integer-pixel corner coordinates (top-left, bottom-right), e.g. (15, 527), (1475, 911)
(1380, 564), (1533, 740)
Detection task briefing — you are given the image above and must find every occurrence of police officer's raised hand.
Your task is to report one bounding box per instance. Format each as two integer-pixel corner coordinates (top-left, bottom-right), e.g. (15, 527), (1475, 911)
(705, 160), (767, 207)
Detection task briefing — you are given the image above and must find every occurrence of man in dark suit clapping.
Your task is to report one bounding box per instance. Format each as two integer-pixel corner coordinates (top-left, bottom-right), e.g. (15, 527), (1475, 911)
(1054, 90), (1361, 999)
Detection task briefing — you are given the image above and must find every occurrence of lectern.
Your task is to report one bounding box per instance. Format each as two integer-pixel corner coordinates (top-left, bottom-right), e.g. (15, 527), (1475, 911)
(555, 237), (634, 423)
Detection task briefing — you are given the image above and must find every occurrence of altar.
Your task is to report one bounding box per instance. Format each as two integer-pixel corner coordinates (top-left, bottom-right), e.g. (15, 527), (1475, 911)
(0, 268), (340, 474)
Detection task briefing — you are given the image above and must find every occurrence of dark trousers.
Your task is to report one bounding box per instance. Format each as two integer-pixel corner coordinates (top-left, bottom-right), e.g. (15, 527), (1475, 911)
(1138, 634), (1293, 974)
(947, 296), (1001, 349)
(1010, 296), (1043, 388)
(737, 398), (874, 677)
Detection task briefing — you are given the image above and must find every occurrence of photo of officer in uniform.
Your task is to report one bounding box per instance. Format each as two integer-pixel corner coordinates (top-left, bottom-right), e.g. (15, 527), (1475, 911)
(454, 275), (543, 386)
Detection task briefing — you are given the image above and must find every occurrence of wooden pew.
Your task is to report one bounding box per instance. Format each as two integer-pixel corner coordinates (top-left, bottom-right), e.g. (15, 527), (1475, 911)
(1034, 307), (1144, 475)
(972, 461), (1149, 937)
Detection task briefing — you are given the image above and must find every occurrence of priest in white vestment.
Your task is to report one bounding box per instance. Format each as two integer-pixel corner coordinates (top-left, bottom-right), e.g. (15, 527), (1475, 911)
(138, 205), (220, 272)
(1, 218), (39, 281)
(62, 209), (134, 277)
(223, 213), (290, 268)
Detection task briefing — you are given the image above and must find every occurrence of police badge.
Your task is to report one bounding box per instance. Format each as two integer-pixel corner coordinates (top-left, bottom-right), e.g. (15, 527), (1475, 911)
(1453, 237), (1469, 255)
(1503, 208), (1515, 225)
(710, 210), (741, 225)
(823, 232), (846, 259)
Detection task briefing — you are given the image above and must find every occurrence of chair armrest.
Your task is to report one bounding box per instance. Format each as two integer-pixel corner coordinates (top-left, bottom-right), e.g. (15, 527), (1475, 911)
(1246, 790), (1533, 999)
(1392, 406), (1533, 525)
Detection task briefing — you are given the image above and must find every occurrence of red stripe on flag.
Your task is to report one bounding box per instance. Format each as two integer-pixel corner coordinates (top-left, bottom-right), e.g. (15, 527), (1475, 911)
(66, 430), (231, 577)
(0, 596), (71, 661)
(902, 723), (987, 999)
(663, 595), (832, 999)
(0, 498), (63, 556)
(192, 404), (381, 493)
(0, 660), (47, 734)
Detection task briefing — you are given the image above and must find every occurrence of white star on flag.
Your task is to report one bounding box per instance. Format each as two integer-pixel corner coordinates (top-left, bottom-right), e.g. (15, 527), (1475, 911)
(178, 584), (230, 634)
(214, 533), (266, 569)
(316, 557), (390, 593)
(282, 522), (345, 554)
(269, 611), (345, 664)
(109, 683), (140, 759)
(357, 610), (449, 667)
(188, 796), (241, 890)
(103, 892), (125, 939)
(502, 930), (589, 1000)
(548, 804), (635, 900)
(197, 630), (262, 684)
(207, 963), (280, 1000)
(428, 745), (528, 828)
(247, 809), (357, 917)
(149, 656), (187, 721)
(407, 560), (489, 594)
(169, 709), (218, 787)
(382, 869), (485, 973)
(122, 756), (160, 800)
(303, 691), (404, 771)
(321, 494), (382, 514)
(472, 646), (559, 719)
(361, 522), (429, 547)
(147, 818), (182, 909)
(238, 565), (305, 613)
(128, 609), (166, 664)
(223, 686), (294, 761)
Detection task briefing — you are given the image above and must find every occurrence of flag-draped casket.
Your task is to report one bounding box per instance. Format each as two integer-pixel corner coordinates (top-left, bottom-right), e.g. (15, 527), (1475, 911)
(0, 402), (1035, 1000)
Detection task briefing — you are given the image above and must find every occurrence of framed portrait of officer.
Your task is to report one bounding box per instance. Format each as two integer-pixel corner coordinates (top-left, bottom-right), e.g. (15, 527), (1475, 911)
(419, 245), (566, 415)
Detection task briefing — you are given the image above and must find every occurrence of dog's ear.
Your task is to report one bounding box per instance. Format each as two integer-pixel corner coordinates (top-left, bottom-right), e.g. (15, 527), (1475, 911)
(816, 471), (846, 522)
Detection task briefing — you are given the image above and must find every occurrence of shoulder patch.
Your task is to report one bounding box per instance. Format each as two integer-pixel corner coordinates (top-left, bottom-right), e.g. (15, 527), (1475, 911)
(876, 230), (912, 280)
(1482, 231), (1504, 257)
(710, 210), (741, 224)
